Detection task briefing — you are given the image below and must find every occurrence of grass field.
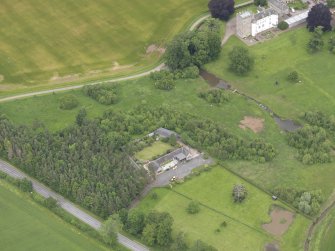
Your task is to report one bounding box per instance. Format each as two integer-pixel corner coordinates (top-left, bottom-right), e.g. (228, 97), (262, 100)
(135, 141), (174, 161)
(136, 166), (309, 251)
(0, 180), (110, 251)
(205, 28), (335, 119)
(0, 0), (209, 92)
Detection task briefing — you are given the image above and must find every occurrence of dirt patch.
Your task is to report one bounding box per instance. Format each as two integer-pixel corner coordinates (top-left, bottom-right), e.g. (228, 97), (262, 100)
(111, 62), (133, 71)
(262, 207), (294, 236)
(264, 243), (280, 251)
(0, 75), (4, 82)
(239, 116), (264, 133)
(146, 44), (165, 55)
(49, 72), (80, 84)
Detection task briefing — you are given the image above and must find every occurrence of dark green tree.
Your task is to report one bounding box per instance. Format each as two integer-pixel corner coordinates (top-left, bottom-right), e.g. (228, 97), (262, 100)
(307, 4), (332, 31)
(229, 46), (254, 75)
(76, 108), (87, 126)
(208, 0), (235, 21)
(308, 26), (324, 53)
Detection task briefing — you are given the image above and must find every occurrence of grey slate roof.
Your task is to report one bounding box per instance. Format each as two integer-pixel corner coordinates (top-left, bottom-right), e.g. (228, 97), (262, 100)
(252, 8), (277, 22)
(154, 128), (179, 138)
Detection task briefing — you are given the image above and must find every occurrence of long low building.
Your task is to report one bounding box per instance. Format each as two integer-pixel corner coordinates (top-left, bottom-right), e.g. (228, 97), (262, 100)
(284, 11), (309, 27)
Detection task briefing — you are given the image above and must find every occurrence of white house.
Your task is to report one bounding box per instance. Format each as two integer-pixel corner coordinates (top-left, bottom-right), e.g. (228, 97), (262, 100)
(251, 9), (278, 36)
(237, 8), (279, 38)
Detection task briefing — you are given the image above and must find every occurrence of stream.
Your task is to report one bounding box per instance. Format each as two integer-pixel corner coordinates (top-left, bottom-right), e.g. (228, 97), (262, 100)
(199, 69), (302, 132)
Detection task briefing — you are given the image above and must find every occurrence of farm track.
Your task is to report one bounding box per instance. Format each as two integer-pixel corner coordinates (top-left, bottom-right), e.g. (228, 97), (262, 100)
(304, 199), (335, 251)
(0, 1), (254, 104)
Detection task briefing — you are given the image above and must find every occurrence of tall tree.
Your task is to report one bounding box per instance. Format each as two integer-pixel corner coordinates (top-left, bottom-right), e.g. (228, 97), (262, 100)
(100, 217), (117, 246)
(229, 46), (254, 75)
(208, 0), (235, 21)
(307, 3), (332, 31)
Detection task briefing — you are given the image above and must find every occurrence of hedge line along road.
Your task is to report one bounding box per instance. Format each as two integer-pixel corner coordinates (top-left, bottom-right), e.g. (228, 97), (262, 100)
(0, 159), (150, 251)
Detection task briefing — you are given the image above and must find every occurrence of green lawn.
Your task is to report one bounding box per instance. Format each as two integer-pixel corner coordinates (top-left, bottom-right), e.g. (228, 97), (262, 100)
(0, 180), (110, 251)
(205, 28), (335, 119)
(136, 166), (309, 251)
(135, 141), (174, 161)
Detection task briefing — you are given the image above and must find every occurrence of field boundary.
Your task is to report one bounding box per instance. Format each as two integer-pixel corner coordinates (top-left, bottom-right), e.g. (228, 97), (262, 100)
(169, 187), (273, 238)
(219, 164), (313, 220)
(0, 159), (149, 251)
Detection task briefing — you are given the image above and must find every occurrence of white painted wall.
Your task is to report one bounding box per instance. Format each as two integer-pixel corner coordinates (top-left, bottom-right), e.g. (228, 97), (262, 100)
(251, 14), (278, 36)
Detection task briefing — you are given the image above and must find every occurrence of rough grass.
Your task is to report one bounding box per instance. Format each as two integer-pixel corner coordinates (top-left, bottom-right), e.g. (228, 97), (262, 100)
(135, 141), (173, 161)
(0, 180), (109, 251)
(205, 28), (335, 119)
(310, 206), (335, 251)
(136, 166), (309, 251)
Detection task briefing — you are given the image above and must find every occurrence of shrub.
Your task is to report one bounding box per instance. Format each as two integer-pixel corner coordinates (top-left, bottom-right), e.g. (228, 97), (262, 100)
(44, 197), (58, 209)
(150, 70), (175, 90)
(198, 89), (231, 104)
(83, 84), (119, 105)
(278, 21), (289, 30)
(59, 94), (79, 110)
(174, 66), (200, 79)
(18, 178), (33, 192)
(186, 201), (200, 214)
(287, 71), (299, 82)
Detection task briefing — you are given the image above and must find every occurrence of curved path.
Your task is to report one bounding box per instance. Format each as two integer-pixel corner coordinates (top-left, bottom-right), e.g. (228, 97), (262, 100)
(0, 159), (149, 251)
(304, 199), (335, 251)
(0, 2), (256, 104)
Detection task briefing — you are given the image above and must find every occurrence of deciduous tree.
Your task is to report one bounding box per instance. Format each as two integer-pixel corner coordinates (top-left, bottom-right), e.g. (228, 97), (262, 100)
(208, 0), (235, 21)
(307, 3), (332, 31)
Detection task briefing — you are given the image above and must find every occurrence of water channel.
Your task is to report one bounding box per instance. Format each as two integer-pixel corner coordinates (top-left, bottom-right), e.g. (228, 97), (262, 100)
(199, 69), (302, 132)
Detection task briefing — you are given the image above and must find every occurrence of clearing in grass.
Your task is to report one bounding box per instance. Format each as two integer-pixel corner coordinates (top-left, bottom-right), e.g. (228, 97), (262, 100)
(135, 141), (174, 161)
(0, 180), (109, 251)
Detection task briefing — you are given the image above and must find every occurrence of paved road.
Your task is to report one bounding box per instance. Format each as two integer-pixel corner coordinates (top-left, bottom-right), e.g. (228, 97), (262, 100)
(0, 159), (149, 251)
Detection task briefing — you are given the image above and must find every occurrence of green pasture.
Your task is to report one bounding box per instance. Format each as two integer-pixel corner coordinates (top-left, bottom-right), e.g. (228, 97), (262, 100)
(0, 180), (109, 251)
(135, 141), (174, 161)
(136, 166), (309, 251)
(205, 28), (335, 119)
